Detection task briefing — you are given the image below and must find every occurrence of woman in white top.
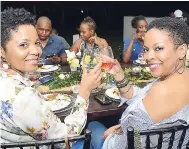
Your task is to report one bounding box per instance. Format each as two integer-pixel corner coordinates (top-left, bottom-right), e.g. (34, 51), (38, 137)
(88, 17), (189, 149)
(0, 7), (102, 148)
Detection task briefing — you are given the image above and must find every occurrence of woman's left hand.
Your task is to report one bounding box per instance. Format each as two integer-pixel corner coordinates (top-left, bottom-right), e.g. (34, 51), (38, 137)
(79, 62), (102, 99)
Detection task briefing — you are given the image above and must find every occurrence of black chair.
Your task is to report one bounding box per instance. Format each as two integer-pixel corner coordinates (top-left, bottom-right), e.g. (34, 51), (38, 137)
(127, 125), (189, 149)
(0, 129), (91, 149)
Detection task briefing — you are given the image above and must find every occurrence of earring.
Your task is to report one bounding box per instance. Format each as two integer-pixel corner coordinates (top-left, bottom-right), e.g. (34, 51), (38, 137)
(176, 58), (185, 74)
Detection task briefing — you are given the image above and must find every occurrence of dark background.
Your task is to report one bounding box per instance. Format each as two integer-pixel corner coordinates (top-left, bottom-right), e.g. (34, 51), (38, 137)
(2, 1), (189, 59)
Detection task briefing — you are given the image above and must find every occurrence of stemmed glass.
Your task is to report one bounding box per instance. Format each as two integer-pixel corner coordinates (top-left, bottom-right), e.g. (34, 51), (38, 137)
(82, 48), (100, 72)
(100, 46), (115, 89)
(82, 47), (101, 93)
(137, 52), (146, 65)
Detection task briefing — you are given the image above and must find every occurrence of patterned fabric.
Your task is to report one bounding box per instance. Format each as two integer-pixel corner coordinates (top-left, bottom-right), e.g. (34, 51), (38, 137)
(0, 68), (89, 145)
(103, 79), (189, 149)
(79, 40), (99, 59)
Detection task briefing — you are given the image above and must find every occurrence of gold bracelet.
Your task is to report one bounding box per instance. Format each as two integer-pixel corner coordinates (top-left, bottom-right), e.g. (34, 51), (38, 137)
(119, 84), (132, 95)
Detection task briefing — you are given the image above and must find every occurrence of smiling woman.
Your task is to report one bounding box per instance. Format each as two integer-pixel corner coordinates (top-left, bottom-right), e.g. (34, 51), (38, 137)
(87, 17), (189, 149)
(0, 7), (102, 148)
(1, 8), (42, 74)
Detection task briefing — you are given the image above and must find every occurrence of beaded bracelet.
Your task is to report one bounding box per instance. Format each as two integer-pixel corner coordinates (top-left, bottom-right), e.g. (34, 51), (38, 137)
(119, 84), (132, 95)
(116, 77), (129, 89)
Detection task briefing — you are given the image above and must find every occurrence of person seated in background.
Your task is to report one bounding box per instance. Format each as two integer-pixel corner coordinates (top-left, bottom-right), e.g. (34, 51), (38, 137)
(51, 28), (71, 51)
(122, 15), (148, 63)
(174, 9), (189, 26)
(36, 16), (67, 65)
(0, 7), (102, 149)
(70, 16), (108, 56)
(88, 17), (189, 149)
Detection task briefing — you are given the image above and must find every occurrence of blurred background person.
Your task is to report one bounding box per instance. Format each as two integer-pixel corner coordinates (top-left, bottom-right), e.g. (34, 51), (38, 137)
(122, 15), (148, 63)
(36, 16), (67, 64)
(51, 28), (71, 51)
(174, 9), (189, 26)
(70, 16), (108, 55)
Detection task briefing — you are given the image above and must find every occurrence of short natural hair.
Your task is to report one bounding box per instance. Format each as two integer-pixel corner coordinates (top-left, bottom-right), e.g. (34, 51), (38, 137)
(1, 7), (36, 51)
(131, 15), (146, 28)
(147, 17), (189, 48)
(80, 16), (96, 31)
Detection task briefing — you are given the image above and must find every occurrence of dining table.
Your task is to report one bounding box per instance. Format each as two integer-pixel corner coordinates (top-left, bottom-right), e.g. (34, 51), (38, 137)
(43, 61), (150, 121)
(48, 62), (128, 121)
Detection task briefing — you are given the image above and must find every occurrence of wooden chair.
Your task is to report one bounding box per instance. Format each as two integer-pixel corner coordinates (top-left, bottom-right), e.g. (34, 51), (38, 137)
(127, 125), (189, 149)
(0, 129), (91, 149)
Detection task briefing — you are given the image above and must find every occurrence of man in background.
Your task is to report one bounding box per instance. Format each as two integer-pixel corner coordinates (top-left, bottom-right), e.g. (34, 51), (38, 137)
(174, 9), (189, 26)
(36, 16), (67, 64)
(51, 28), (71, 51)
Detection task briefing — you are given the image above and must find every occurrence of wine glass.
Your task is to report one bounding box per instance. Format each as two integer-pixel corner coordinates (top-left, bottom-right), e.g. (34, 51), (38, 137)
(137, 52), (146, 65)
(82, 48), (100, 72)
(82, 48), (101, 93)
(100, 46), (115, 89)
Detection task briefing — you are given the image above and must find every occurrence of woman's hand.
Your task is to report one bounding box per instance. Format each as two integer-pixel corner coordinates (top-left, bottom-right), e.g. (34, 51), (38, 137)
(79, 62), (102, 99)
(100, 55), (125, 82)
(88, 36), (99, 45)
(132, 32), (145, 40)
(103, 125), (121, 140)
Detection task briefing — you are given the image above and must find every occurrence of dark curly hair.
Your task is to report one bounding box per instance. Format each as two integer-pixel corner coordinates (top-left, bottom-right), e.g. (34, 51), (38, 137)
(131, 15), (146, 29)
(80, 16), (96, 31)
(147, 17), (189, 48)
(1, 7), (36, 51)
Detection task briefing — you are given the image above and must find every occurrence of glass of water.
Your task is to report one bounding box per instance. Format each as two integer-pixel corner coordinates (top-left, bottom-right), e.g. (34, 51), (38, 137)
(71, 81), (80, 96)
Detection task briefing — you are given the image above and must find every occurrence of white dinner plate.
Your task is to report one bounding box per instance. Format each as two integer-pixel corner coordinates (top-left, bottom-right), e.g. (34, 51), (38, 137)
(105, 87), (120, 100)
(134, 59), (146, 65)
(37, 65), (59, 73)
(42, 93), (73, 112)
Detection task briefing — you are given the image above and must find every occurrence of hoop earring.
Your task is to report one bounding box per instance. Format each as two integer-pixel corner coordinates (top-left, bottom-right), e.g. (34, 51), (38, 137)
(175, 58), (185, 74)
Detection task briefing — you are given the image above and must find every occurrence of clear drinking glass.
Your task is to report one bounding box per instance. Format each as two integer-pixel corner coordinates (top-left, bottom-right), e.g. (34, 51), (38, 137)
(100, 46), (115, 89)
(82, 48), (100, 72)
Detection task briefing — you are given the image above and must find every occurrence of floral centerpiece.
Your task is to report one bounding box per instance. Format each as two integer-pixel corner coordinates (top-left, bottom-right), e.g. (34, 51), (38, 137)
(65, 50), (80, 71)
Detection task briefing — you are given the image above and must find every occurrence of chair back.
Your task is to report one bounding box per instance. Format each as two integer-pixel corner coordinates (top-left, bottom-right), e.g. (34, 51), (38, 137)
(127, 125), (189, 149)
(0, 129), (91, 149)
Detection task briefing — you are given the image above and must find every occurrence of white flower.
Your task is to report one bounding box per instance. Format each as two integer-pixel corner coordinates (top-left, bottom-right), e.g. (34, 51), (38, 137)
(70, 58), (79, 68)
(3, 63), (9, 69)
(59, 74), (65, 80)
(66, 50), (76, 62)
(76, 51), (81, 57)
(144, 67), (150, 72)
(132, 66), (142, 72)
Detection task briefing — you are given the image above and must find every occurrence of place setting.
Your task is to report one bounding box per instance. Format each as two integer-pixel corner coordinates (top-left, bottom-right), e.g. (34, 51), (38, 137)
(40, 92), (75, 114)
(36, 58), (61, 74)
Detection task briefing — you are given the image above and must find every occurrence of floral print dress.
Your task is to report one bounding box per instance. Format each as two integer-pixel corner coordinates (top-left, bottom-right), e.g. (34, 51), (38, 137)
(0, 67), (89, 144)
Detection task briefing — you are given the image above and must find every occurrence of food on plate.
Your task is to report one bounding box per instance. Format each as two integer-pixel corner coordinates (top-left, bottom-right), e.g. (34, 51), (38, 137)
(124, 66), (155, 84)
(105, 87), (120, 100)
